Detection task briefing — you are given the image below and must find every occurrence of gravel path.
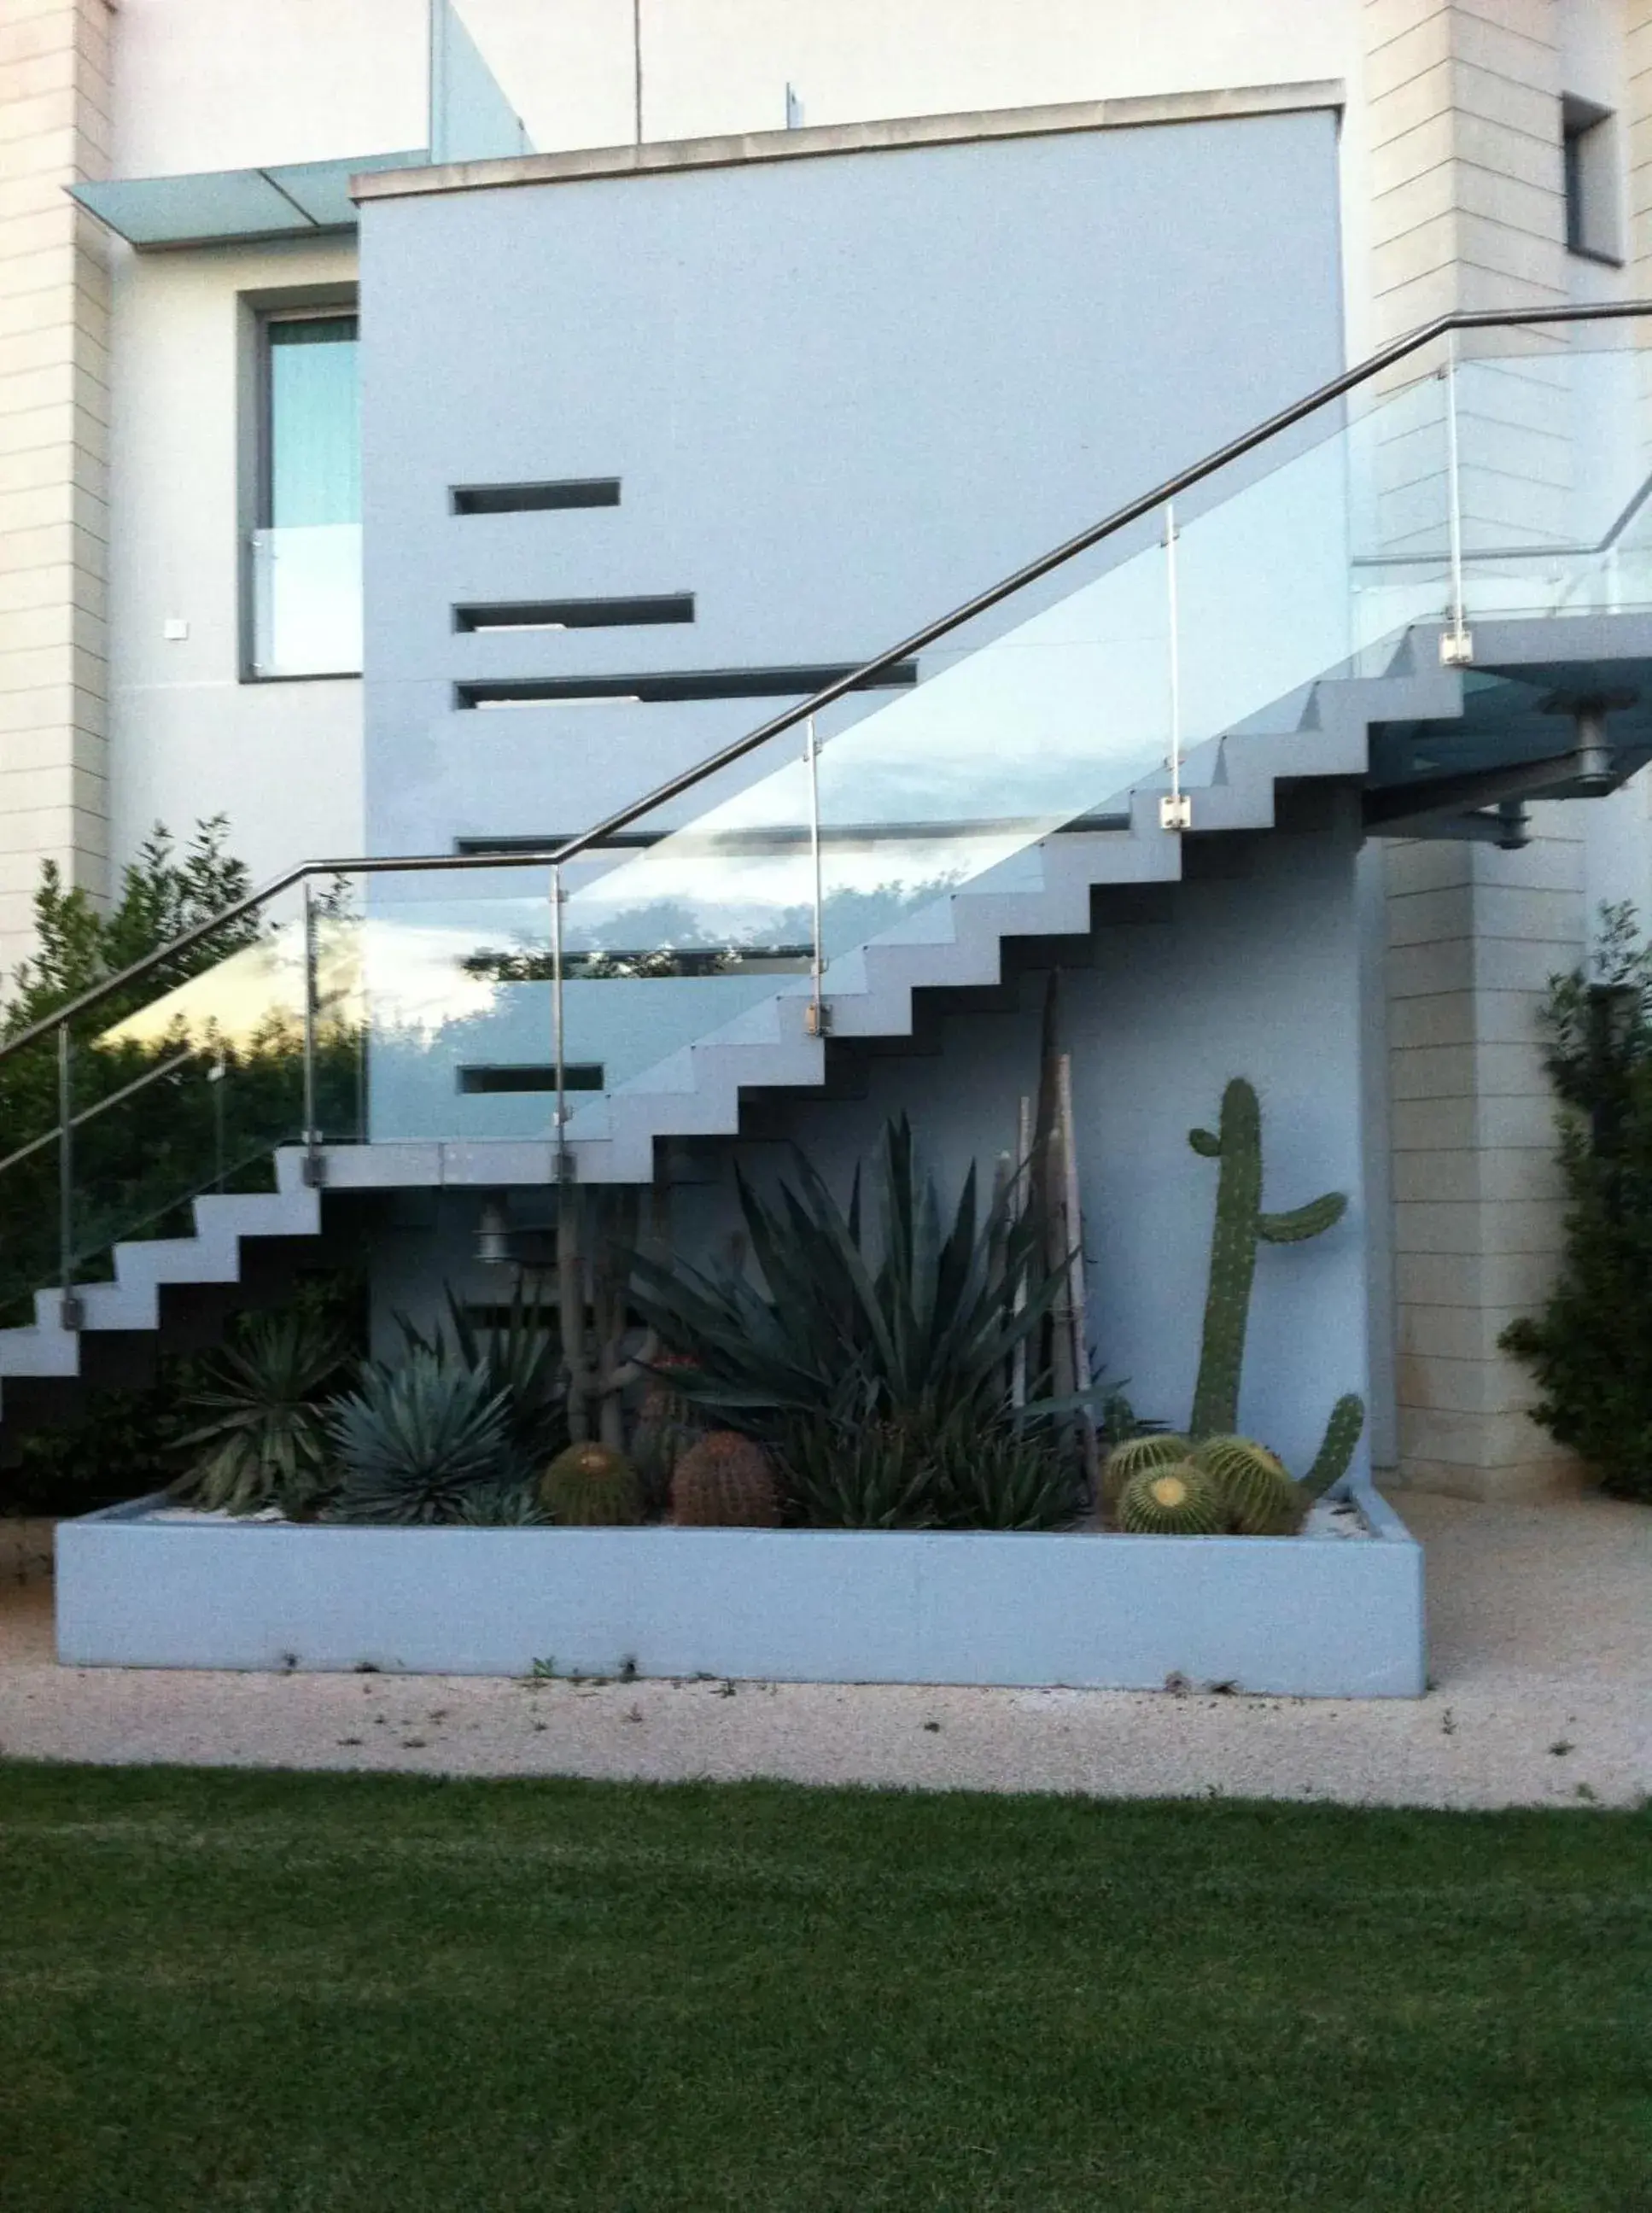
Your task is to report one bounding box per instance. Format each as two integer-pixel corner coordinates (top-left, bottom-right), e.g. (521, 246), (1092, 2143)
(1, 1493), (1647, 1808)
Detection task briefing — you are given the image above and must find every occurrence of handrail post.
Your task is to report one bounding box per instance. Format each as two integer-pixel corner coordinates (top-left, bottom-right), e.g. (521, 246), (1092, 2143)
(1158, 500), (1191, 832)
(301, 877), (324, 1188)
(552, 863), (573, 1182)
(804, 715), (831, 1038)
(57, 1025), (82, 1331)
(1440, 338), (1474, 667)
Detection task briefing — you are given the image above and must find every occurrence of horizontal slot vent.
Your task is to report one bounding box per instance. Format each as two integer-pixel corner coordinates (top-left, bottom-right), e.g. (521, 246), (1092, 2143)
(458, 1063), (604, 1095)
(456, 661), (919, 709)
(455, 593), (694, 634)
(451, 478), (621, 517)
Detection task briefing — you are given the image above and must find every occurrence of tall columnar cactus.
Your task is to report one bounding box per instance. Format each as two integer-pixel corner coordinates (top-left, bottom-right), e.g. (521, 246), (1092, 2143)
(1188, 1080), (1347, 1439)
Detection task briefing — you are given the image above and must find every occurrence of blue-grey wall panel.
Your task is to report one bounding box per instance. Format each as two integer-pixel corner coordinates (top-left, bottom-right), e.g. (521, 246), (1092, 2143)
(360, 108), (1344, 856)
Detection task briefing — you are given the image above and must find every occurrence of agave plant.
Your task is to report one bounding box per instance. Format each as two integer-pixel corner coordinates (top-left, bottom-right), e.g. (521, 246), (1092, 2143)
(927, 1416), (1086, 1533)
(397, 1283), (568, 1475)
(629, 1115), (1071, 1438)
(453, 1479), (551, 1527)
(170, 1308), (353, 1517)
(779, 1411), (935, 1530)
(327, 1351), (511, 1524)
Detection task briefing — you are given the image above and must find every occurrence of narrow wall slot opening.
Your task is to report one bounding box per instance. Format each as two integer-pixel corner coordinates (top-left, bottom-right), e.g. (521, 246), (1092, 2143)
(455, 593), (695, 634)
(458, 1064), (604, 1095)
(451, 478), (622, 516)
(455, 660), (919, 709)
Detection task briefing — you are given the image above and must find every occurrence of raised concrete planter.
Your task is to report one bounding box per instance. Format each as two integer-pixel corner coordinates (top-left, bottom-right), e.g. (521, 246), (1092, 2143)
(55, 1479), (1424, 1697)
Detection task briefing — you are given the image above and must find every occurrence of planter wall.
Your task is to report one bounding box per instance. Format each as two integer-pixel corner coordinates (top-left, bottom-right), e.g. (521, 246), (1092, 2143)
(56, 1480), (1424, 1697)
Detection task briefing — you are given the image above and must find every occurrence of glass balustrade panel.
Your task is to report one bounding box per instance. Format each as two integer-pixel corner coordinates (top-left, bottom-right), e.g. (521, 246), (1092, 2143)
(249, 523), (363, 677)
(1451, 332), (1652, 625)
(8, 896), (320, 1297)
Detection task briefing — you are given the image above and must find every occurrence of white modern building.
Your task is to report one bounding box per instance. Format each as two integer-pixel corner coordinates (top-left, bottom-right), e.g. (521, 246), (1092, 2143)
(5, 0), (1652, 1505)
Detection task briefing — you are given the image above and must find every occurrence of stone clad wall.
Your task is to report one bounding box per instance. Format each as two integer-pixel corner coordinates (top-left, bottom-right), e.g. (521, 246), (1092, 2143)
(1366, 0), (1594, 1500)
(0, 0), (114, 974)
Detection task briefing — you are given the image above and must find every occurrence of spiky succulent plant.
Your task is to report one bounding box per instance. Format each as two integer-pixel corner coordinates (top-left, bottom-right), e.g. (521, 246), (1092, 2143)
(398, 1283), (568, 1472)
(326, 1352), (511, 1525)
(171, 1309), (353, 1518)
(1191, 1435), (1305, 1536)
(927, 1418), (1086, 1532)
(779, 1415), (935, 1529)
(627, 1115), (1074, 1439)
(454, 1480), (551, 1527)
(540, 1441), (643, 1527)
(1118, 1461), (1225, 1536)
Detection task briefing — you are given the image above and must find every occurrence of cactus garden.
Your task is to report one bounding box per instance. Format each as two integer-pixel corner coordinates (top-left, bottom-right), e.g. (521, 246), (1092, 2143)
(144, 1089), (1375, 1543)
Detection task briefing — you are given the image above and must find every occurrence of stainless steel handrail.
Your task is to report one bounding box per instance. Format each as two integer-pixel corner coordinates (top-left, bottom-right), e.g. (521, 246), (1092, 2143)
(3, 295), (1649, 1069)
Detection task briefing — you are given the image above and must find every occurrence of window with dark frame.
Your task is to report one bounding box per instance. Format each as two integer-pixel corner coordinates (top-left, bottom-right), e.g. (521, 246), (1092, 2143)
(248, 308), (363, 680)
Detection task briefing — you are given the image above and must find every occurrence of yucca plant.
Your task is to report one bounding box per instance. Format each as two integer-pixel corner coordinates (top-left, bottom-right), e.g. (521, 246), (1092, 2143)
(170, 1308), (353, 1518)
(398, 1283), (567, 1474)
(629, 1115), (1072, 1439)
(327, 1351), (511, 1524)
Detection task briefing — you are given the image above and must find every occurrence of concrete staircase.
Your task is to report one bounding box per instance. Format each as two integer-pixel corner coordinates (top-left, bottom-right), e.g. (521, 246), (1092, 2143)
(0, 1147), (323, 1434)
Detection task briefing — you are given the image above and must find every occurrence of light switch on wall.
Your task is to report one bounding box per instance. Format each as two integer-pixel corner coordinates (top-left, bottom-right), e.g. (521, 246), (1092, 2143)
(163, 617), (189, 641)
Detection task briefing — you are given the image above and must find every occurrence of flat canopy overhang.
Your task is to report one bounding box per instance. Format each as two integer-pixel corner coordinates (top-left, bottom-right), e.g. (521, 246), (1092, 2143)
(69, 150), (428, 250)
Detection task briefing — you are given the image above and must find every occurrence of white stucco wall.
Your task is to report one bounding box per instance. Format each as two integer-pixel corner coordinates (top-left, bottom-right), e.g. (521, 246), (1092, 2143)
(108, 0), (426, 175)
(105, 236), (365, 885)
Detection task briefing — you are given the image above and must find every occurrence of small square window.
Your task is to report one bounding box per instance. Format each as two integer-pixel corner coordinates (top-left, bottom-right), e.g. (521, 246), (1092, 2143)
(1562, 96), (1621, 266)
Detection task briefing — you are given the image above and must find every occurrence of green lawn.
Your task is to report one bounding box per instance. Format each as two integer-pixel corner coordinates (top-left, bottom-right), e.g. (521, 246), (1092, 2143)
(2, 1764), (1648, 2211)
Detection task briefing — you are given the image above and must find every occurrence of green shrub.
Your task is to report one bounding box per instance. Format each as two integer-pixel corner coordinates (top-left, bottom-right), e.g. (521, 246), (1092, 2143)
(1500, 903), (1652, 1503)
